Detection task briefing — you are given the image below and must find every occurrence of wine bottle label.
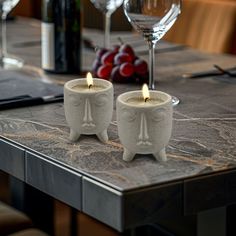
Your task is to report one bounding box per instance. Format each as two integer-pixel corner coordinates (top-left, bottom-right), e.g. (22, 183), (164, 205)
(41, 22), (55, 70)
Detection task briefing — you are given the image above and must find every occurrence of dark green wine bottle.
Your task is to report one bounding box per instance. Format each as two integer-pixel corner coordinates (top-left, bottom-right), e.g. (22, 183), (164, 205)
(41, 0), (81, 74)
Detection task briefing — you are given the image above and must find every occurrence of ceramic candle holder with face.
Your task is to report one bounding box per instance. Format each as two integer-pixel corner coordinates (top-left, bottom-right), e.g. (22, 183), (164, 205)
(64, 78), (113, 143)
(116, 90), (173, 162)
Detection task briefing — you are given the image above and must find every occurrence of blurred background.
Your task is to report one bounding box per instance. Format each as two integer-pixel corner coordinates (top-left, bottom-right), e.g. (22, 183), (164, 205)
(11, 0), (236, 55)
(11, 0), (131, 30)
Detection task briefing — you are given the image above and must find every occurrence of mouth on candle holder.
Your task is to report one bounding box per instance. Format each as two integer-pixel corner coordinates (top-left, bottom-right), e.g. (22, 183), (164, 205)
(86, 72), (93, 89)
(142, 84), (150, 103)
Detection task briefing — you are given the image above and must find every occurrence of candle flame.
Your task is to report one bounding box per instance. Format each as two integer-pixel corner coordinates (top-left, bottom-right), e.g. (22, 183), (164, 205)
(86, 72), (93, 89)
(142, 84), (150, 102)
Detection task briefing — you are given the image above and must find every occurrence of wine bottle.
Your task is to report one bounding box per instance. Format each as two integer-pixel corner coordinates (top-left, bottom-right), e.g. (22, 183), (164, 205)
(41, 0), (82, 74)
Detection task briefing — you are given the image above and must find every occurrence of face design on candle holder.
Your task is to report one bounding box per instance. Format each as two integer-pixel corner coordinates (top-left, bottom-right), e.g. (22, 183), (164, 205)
(119, 106), (172, 153)
(68, 91), (112, 133)
(64, 77), (113, 143)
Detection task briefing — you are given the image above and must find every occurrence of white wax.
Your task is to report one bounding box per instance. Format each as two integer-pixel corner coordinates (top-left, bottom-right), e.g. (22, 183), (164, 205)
(126, 96), (164, 106)
(71, 84), (105, 92)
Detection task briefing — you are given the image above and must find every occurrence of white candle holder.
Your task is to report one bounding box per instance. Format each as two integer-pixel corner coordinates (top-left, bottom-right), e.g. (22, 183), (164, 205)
(64, 78), (113, 143)
(116, 90), (173, 162)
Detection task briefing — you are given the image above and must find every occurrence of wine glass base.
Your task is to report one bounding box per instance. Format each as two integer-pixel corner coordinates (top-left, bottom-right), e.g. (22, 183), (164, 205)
(1, 55), (24, 69)
(172, 96), (180, 106)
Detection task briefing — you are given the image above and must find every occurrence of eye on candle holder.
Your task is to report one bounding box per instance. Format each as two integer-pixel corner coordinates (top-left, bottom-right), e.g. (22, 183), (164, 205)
(64, 73), (113, 143)
(116, 84), (173, 162)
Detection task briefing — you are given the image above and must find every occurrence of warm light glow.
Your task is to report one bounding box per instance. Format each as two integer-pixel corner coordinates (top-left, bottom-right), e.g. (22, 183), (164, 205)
(142, 84), (150, 102)
(86, 72), (93, 88)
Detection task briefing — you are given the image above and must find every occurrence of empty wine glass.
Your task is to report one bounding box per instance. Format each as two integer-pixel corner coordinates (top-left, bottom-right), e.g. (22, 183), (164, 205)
(124, 0), (181, 105)
(0, 0), (23, 69)
(90, 0), (124, 48)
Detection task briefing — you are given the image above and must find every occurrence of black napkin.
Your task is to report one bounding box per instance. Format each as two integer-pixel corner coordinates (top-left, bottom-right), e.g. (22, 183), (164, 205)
(0, 70), (63, 110)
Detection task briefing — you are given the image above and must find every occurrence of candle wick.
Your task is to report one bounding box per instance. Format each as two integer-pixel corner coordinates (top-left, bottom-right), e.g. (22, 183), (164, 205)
(145, 97), (149, 103)
(88, 84), (92, 89)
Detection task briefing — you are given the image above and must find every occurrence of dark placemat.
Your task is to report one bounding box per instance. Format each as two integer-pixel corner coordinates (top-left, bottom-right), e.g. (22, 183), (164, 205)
(0, 69), (63, 99)
(0, 69), (63, 110)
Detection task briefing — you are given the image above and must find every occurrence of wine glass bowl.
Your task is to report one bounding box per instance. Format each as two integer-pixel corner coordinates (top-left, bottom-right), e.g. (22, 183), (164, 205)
(123, 0), (181, 105)
(90, 0), (123, 48)
(128, 4), (180, 42)
(0, 0), (23, 69)
(90, 0), (123, 14)
(1, 0), (20, 13)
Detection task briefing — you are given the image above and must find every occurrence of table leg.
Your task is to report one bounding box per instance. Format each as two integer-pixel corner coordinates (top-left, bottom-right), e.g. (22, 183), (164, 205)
(197, 207), (226, 236)
(10, 176), (55, 235)
(70, 207), (78, 236)
(227, 204), (236, 236)
(121, 225), (176, 236)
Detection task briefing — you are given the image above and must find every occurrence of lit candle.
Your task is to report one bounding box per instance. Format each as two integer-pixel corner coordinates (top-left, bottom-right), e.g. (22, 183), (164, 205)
(143, 83), (150, 102)
(64, 74), (113, 143)
(87, 72), (93, 88)
(71, 73), (105, 92)
(125, 84), (164, 105)
(116, 85), (173, 162)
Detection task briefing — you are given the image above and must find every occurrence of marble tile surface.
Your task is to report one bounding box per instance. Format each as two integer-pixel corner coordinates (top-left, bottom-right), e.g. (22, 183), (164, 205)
(0, 18), (236, 191)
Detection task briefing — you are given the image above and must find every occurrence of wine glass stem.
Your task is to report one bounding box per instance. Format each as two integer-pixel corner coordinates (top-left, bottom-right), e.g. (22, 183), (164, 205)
(148, 41), (156, 90)
(0, 11), (7, 63)
(104, 12), (111, 48)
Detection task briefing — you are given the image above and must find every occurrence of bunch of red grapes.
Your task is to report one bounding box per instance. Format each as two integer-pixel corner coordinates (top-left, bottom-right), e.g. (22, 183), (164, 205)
(92, 44), (149, 83)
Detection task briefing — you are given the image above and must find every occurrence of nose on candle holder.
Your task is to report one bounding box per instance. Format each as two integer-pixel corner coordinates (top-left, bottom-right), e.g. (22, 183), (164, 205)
(116, 90), (173, 162)
(64, 78), (113, 143)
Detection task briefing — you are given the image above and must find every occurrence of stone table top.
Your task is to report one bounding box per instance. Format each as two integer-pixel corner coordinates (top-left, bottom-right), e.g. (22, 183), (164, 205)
(1, 17), (236, 192)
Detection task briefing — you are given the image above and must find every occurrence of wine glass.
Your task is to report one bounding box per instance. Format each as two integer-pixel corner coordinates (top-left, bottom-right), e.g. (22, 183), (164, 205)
(0, 0), (23, 69)
(123, 0), (181, 105)
(90, 0), (124, 48)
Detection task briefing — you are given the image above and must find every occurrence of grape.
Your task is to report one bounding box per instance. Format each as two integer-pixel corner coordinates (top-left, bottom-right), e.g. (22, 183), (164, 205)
(96, 48), (108, 59)
(97, 65), (113, 80)
(114, 52), (132, 65)
(101, 51), (116, 65)
(92, 59), (101, 76)
(120, 62), (134, 77)
(92, 42), (149, 83)
(111, 66), (125, 83)
(112, 45), (120, 53)
(134, 59), (148, 75)
(119, 44), (135, 61)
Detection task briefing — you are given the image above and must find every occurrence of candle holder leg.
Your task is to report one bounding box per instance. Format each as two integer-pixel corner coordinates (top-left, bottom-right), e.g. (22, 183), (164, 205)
(154, 148), (167, 162)
(123, 148), (135, 162)
(69, 129), (80, 141)
(96, 129), (108, 143)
